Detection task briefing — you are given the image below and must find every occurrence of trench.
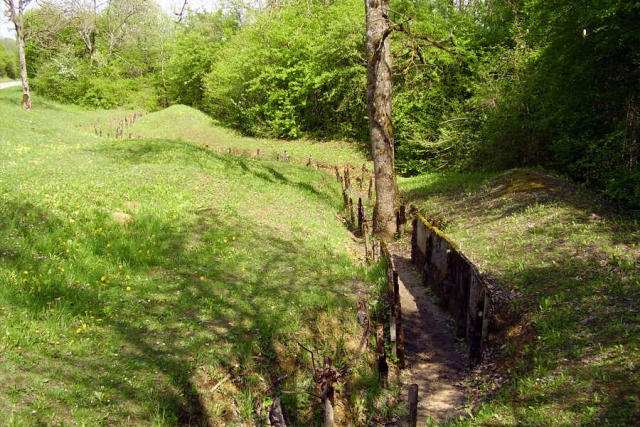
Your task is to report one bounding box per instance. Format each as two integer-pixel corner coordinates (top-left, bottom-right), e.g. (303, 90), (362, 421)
(388, 241), (468, 424)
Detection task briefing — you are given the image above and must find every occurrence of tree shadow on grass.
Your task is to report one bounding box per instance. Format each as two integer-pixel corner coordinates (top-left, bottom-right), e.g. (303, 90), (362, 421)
(217, 153), (330, 201)
(0, 175), (359, 425)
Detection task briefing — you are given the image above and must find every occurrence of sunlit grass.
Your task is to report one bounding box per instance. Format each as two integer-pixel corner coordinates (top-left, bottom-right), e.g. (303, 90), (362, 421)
(128, 104), (370, 167)
(0, 88), (386, 425)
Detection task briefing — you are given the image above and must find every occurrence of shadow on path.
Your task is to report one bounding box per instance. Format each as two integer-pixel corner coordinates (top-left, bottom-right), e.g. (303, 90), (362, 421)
(388, 242), (468, 424)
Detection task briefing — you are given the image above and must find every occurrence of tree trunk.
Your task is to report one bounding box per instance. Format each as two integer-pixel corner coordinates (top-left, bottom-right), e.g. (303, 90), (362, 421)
(365, 0), (398, 240)
(16, 16), (31, 111)
(5, 0), (32, 110)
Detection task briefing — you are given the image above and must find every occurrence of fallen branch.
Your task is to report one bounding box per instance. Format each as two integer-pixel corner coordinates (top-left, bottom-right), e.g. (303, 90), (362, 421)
(210, 373), (233, 393)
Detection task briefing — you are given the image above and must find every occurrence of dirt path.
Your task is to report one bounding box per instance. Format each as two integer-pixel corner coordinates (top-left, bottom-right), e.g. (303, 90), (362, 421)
(388, 241), (468, 425)
(0, 81), (21, 90)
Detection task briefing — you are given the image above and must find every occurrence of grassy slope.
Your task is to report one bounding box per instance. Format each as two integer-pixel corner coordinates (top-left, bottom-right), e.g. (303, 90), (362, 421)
(101, 104), (369, 168)
(400, 169), (640, 426)
(0, 88), (391, 426)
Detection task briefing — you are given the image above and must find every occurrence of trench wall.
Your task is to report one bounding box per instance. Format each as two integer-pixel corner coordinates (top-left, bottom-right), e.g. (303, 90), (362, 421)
(410, 214), (491, 366)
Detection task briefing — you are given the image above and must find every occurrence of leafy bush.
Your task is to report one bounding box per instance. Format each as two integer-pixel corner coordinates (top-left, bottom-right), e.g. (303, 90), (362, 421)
(203, 0), (367, 141)
(0, 44), (16, 79)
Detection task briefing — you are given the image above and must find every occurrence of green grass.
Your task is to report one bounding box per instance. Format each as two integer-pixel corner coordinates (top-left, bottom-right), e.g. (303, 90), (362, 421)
(111, 104), (369, 167)
(400, 169), (640, 426)
(0, 87), (389, 425)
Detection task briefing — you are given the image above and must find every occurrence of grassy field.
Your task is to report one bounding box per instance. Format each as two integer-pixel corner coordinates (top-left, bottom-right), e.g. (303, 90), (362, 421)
(400, 170), (640, 426)
(0, 88), (397, 426)
(89, 104), (370, 169)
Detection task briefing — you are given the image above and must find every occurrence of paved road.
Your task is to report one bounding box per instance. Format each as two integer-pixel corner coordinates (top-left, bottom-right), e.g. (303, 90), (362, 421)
(0, 81), (21, 89)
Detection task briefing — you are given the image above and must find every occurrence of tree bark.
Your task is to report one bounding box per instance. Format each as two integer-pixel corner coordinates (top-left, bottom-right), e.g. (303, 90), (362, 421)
(4, 0), (32, 110)
(365, 0), (398, 240)
(15, 15), (31, 110)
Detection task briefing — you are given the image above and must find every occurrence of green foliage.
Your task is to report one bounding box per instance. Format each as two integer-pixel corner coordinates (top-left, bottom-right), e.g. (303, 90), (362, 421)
(17, 0), (640, 208)
(475, 0), (640, 209)
(24, 0), (170, 109)
(30, 52), (158, 110)
(203, 0), (368, 140)
(0, 44), (17, 79)
(163, 11), (238, 109)
(390, 0), (482, 174)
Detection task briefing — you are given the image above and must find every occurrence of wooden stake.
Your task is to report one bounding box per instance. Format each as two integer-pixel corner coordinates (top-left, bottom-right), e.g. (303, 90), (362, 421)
(349, 197), (355, 226)
(357, 198), (364, 235)
(408, 384), (418, 427)
(377, 323), (388, 388)
(397, 205), (407, 238)
(269, 397), (287, 427)
(363, 219), (371, 260)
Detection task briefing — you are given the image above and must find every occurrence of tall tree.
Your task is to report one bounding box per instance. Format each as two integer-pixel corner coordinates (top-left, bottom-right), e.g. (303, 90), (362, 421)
(365, 0), (398, 239)
(3, 0), (32, 110)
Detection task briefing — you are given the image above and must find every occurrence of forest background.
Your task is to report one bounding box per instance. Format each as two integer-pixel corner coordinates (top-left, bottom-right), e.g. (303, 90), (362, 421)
(2, 0), (639, 211)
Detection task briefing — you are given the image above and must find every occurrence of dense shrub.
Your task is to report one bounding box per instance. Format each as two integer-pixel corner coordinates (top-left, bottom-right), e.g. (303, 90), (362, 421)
(203, 0), (368, 141)
(0, 44), (17, 79)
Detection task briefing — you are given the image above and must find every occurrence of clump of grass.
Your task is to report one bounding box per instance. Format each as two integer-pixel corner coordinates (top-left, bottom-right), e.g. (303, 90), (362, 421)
(400, 168), (640, 426)
(0, 89), (387, 425)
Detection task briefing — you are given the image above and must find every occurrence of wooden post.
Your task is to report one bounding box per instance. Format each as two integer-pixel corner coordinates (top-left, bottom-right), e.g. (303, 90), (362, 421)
(357, 198), (364, 235)
(368, 176), (373, 200)
(397, 205), (407, 238)
(335, 166), (341, 183)
(408, 384), (418, 427)
(349, 197), (355, 227)
(269, 397), (287, 427)
(322, 399), (334, 427)
(386, 248), (397, 360)
(343, 189), (350, 215)
(363, 219), (371, 261)
(394, 270), (406, 369)
(344, 167), (351, 191)
(257, 148), (261, 157)
(372, 240), (381, 262)
(377, 322), (388, 388)
(361, 164), (367, 189)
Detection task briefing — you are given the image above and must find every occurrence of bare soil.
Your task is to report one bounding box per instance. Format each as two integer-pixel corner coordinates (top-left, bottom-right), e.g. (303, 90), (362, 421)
(387, 241), (468, 425)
